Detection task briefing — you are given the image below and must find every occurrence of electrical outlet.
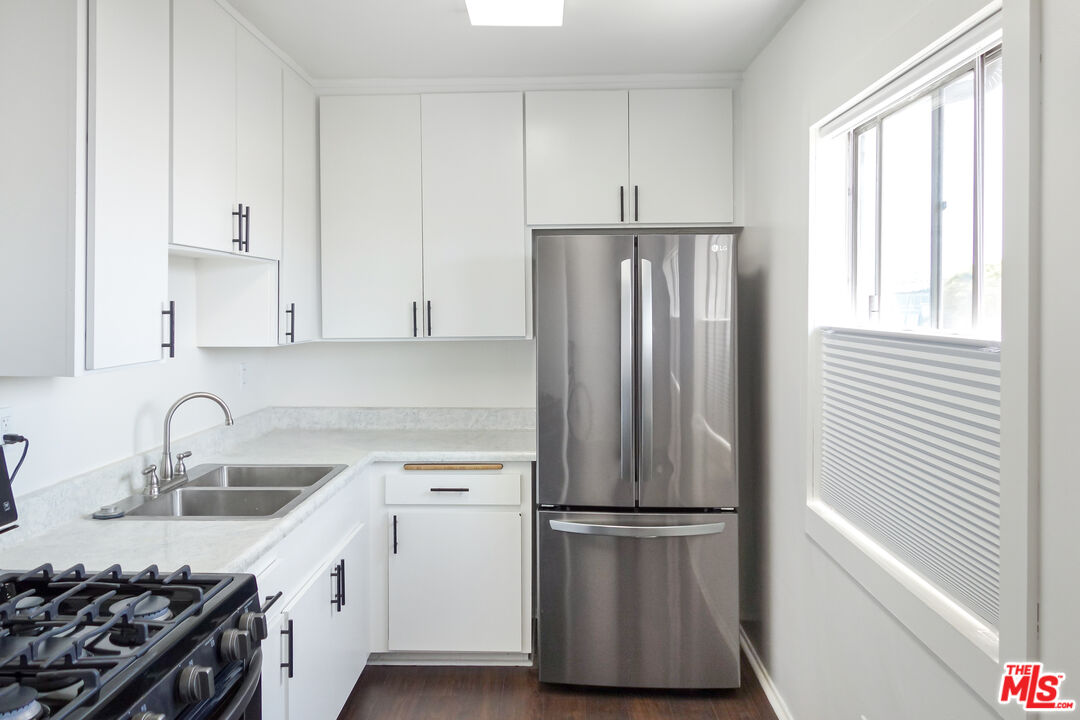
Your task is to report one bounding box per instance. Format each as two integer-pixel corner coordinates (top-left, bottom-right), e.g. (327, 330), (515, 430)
(0, 407), (13, 436)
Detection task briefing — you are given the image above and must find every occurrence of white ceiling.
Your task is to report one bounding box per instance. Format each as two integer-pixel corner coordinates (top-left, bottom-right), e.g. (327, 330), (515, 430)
(226, 0), (803, 80)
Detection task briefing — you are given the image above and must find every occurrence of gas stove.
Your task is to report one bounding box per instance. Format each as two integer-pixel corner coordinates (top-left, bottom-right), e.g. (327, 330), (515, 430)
(0, 564), (267, 720)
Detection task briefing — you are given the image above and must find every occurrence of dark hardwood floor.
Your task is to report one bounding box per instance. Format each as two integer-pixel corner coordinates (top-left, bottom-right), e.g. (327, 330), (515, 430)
(337, 653), (777, 720)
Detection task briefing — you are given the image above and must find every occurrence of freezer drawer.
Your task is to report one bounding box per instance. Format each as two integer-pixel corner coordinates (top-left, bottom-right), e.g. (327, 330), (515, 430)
(538, 511), (739, 689)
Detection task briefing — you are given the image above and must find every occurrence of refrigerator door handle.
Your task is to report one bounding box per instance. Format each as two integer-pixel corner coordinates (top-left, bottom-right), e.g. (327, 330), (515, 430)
(639, 258), (654, 488)
(620, 258), (634, 487)
(548, 519), (726, 538)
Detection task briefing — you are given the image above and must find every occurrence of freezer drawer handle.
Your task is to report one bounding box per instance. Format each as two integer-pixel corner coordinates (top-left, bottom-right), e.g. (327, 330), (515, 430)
(548, 519), (726, 538)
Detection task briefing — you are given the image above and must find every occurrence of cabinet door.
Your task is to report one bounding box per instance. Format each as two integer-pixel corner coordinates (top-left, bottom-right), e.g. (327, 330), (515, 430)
(172, 0), (236, 252)
(260, 607), (288, 720)
(525, 90), (629, 225)
(320, 95), (423, 339)
(236, 28), (283, 260)
(86, 0), (169, 370)
(283, 556), (340, 720)
(421, 93), (526, 338)
(628, 88), (734, 224)
(388, 511), (522, 652)
(325, 525), (369, 714)
(281, 69), (318, 344)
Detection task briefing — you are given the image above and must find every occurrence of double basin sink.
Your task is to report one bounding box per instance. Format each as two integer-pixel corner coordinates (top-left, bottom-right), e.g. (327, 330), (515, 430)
(120, 464), (346, 520)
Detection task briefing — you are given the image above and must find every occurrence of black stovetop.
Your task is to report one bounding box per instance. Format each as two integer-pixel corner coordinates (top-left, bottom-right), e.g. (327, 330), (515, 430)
(0, 564), (258, 720)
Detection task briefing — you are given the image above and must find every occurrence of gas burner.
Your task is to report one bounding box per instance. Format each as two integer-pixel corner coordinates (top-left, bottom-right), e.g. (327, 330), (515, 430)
(0, 683), (43, 720)
(107, 595), (171, 622)
(13, 598), (43, 616)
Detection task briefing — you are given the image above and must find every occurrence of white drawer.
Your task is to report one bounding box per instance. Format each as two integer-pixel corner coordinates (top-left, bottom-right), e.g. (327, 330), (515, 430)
(385, 472), (522, 506)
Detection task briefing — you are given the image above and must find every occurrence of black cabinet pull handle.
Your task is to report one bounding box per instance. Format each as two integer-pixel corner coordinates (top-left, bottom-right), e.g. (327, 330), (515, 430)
(232, 203), (244, 250)
(330, 562), (342, 612)
(161, 301), (176, 358)
(242, 205), (251, 252)
(634, 185), (639, 222)
(619, 186), (625, 222)
(426, 301), (432, 337)
(393, 514), (398, 554)
(280, 619), (294, 678)
(285, 303), (295, 343)
(340, 559), (346, 606)
(429, 487), (470, 492)
(412, 301), (418, 338)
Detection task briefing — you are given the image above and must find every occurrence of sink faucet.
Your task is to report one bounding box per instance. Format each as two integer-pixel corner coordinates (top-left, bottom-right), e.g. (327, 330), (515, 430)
(153, 392), (234, 495)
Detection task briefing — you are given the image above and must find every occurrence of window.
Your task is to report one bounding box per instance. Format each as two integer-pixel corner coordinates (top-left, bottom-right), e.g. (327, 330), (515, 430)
(849, 47), (1002, 338)
(807, 9), (1012, 694)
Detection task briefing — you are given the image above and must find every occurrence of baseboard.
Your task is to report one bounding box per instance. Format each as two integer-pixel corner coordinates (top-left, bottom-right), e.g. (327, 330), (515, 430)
(368, 651), (533, 667)
(740, 628), (796, 720)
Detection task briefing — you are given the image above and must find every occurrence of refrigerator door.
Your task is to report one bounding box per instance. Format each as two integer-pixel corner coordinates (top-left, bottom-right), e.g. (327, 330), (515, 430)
(538, 510), (740, 688)
(637, 234), (737, 508)
(536, 235), (636, 508)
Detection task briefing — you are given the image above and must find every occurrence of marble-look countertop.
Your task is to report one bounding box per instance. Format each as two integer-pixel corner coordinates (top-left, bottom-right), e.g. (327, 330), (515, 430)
(0, 427), (535, 575)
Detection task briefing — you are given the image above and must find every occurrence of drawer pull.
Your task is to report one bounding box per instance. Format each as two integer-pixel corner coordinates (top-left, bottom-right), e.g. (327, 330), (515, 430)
(429, 487), (470, 493)
(403, 463), (504, 471)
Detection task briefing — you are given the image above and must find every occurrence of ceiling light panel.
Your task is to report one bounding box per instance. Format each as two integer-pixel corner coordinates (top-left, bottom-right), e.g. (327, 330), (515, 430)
(465, 0), (564, 26)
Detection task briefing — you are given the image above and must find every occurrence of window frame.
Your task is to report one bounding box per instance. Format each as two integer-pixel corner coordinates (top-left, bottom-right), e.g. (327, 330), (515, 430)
(846, 46), (1002, 336)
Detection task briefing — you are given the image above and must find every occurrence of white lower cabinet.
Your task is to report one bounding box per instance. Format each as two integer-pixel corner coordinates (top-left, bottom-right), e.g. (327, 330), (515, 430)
(258, 488), (369, 719)
(370, 461), (533, 659)
(388, 511), (522, 651)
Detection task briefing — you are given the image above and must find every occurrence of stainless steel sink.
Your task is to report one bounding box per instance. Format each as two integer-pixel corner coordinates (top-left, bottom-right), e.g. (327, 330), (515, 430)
(187, 465), (335, 488)
(126, 488), (302, 518)
(102, 463), (347, 521)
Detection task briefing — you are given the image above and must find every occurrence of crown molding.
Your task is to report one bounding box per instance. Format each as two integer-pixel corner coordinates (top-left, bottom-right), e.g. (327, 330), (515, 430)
(314, 72), (742, 95)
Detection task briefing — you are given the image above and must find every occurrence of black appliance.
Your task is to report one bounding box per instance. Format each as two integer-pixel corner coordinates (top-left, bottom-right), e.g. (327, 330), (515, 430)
(0, 443), (16, 533)
(0, 564), (267, 719)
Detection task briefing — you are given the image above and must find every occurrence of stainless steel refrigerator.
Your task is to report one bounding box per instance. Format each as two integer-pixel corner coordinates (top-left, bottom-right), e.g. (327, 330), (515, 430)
(536, 232), (739, 689)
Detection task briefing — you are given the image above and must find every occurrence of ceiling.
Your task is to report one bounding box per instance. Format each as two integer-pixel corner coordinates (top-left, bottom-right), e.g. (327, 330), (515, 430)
(226, 0), (803, 81)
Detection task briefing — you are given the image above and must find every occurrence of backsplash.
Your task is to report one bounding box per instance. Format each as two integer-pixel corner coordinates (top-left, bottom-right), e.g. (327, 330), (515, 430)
(0, 406), (534, 550)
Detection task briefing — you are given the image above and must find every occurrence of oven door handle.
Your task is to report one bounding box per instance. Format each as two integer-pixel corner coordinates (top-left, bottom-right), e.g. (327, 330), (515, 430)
(214, 647), (263, 720)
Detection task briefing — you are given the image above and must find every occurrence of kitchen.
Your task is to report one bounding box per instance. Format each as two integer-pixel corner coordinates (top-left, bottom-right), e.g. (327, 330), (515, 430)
(0, 0), (1075, 719)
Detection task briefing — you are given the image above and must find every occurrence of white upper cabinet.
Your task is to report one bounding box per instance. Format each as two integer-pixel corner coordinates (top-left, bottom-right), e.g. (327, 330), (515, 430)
(628, 88), (734, 224)
(172, 0), (236, 254)
(525, 88), (735, 226)
(525, 90), (630, 225)
(86, 0), (171, 370)
(320, 95), (424, 339)
(236, 28), (283, 261)
(173, 0), (282, 259)
(421, 93), (526, 338)
(281, 68), (320, 344)
(0, 0), (170, 376)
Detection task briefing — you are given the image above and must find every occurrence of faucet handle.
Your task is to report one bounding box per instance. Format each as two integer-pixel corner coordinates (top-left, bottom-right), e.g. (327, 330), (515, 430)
(142, 465), (159, 496)
(175, 451), (192, 478)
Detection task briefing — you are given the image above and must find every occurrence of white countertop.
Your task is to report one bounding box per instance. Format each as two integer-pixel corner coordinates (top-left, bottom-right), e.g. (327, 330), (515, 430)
(0, 427), (535, 575)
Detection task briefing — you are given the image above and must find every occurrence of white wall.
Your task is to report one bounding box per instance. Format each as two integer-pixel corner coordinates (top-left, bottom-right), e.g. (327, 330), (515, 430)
(737, 0), (1014, 717)
(252, 339), (535, 409)
(0, 256), (536, 499)
(1037, 0), (1080, 693)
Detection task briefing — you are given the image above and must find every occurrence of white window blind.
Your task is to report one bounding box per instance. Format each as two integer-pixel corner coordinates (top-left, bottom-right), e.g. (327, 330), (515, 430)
(815, 328), (1001, 627)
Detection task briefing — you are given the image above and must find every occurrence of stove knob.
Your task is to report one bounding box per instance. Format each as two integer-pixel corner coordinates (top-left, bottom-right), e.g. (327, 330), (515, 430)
(132, 714), (166, 720)
(221, 628), (252, 662)
(177, 665), (215, 704)
(238, 611), (268, 642)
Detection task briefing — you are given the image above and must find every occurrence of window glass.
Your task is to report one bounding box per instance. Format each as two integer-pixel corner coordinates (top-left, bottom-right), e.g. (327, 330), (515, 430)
(982, 54), (1003, 334)
(939, 71), (976, 333)
(879, 96), (932, 329)
(854, 127), (878, 318)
